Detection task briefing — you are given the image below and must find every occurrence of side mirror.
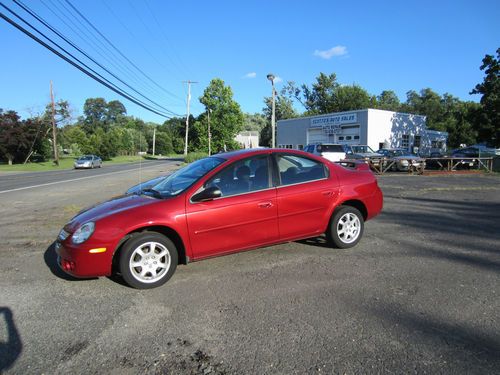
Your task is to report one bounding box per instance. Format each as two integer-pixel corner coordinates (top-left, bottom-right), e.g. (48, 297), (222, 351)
(192, 186), (222, 202)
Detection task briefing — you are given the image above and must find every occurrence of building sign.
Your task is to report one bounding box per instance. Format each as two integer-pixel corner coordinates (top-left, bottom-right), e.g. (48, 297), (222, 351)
(310, 113), (357, 134)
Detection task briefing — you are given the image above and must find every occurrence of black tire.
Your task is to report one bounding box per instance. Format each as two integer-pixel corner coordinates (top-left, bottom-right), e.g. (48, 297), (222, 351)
(326, 206), (364, 249)
(119, 232), (178, 289)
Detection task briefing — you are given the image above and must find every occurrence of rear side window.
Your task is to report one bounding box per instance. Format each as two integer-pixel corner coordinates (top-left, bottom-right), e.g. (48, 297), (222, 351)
(276, 154), (327, 186)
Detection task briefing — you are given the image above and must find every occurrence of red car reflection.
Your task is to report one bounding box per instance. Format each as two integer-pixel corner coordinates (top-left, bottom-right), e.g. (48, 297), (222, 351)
(55, 149), (383, 289)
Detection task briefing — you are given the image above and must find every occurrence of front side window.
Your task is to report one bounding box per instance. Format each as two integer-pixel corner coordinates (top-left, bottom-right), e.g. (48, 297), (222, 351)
(276, 154), (327, 186)
(205, 155), (271, 197)
(152, 157), (225, 197)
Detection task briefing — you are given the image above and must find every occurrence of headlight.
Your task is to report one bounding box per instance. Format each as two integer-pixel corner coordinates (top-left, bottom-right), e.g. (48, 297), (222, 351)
(72, 222), (95, 244)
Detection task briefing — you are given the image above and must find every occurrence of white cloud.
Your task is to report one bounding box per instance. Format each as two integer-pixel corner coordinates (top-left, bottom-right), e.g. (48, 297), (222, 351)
(243, 72), (257, 79)
(274, 76), (283, 83)
(313, 45), (348, 59)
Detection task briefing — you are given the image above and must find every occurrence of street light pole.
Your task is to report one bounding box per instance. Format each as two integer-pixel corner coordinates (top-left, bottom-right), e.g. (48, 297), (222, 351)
(267, 74), (276, 148)
(207, 109), (212, 156)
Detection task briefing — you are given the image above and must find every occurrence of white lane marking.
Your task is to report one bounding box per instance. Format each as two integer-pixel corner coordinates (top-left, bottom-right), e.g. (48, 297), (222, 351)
(0, 163), (169, 194)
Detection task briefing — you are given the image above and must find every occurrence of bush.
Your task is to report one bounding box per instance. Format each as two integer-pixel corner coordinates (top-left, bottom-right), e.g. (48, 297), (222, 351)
(184, 152), (208, 163)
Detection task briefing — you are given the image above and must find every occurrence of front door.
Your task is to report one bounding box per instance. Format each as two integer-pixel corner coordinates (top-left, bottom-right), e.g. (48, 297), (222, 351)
(186, 155), (279, 259)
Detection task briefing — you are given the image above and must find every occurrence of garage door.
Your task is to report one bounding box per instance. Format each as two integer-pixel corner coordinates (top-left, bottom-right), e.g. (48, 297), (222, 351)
(307, 129), (330, 144)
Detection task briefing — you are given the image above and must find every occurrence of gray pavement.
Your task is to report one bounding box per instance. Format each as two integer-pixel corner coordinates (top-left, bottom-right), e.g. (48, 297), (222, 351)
(0, 159), (178, 193)
(0, 169), (499, 374)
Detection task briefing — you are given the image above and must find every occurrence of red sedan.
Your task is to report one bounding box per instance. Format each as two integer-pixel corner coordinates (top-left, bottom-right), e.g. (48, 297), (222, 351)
(55, 149), (383, 289)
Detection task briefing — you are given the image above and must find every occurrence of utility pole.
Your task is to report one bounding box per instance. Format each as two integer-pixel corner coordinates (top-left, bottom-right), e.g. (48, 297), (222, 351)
(267, 74), (276, 148)
(50, 81), (59, 166)
(152, 126), (156, 156)
(183, 80), (198, 155)
(207, 108), (212, 156)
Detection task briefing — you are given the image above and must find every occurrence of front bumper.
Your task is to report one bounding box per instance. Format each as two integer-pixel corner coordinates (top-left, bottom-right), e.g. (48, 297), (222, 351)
(55, 240), (113, 278)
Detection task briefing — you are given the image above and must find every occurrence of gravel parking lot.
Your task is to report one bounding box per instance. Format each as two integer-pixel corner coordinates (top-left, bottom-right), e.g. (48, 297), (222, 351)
(0, 164), (499, 374)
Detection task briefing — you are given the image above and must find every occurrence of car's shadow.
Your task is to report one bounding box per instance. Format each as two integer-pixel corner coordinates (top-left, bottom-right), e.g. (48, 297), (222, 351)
(296, 235), (332, 248)
(43, 242), (97, 281)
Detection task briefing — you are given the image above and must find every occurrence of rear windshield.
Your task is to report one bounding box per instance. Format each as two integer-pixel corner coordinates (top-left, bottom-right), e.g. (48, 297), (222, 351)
(318, 144), (344, 153)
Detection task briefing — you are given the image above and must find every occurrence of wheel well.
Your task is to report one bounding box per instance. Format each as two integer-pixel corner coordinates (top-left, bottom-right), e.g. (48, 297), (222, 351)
(340, 199), (368, 220)
(112, 226), (188, 273)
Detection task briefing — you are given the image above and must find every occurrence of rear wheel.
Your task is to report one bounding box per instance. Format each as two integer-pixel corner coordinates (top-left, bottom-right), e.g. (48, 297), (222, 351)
(119, 232), (178, 289)
(327, 206), (364, 248)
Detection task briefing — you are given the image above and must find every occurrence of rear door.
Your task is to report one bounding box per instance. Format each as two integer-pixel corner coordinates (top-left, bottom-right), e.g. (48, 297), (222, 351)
(274, 153), (339, 240)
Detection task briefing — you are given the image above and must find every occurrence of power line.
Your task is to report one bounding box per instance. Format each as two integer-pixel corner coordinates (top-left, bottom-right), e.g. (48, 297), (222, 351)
(13, 0), (179, 116)
(144, 0), (191, 79)
(44, 0), (147, 89)
(0, 6), (172, 118)
(64, 0), (183, 103)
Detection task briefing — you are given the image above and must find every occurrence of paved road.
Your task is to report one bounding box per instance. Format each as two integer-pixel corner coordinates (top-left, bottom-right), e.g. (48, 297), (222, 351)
(0, 159), (180, 193)
(0, 171), (499, 374)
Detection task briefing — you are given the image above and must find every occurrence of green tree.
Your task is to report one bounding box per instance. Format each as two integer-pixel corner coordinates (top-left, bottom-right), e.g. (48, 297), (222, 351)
(153, 131), (174, 155)
(62, 125), (88, 154)
(199, 78), (244, 152)
(243, 113), (266, 132)
(284, 73), (372, 114)
(376, 90), (401, 111)
(261, 93), (298, 147)
(106, 100), (127, 122)
(471, 48), (500, 146)
(0, 111), (49, 164)
(333, 84), (371, 112)
(82, 98), (108, 133)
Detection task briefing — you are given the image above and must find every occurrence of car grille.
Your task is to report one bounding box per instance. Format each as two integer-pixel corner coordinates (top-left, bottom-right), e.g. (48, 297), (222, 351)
(58, 229), (70, 241)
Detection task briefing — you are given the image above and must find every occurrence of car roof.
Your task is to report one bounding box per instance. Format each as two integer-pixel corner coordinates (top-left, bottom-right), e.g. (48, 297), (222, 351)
(213, 148), (325, 162)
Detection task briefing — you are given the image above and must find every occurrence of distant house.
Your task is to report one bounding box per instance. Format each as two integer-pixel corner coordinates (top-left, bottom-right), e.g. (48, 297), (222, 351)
(277, 108), (448, 155)
(235, 131), (259, 149)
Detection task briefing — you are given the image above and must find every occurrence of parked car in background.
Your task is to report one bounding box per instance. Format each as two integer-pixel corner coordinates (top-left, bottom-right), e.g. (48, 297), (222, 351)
(74, 155), (102, 169)
(56, 148), (383, 289)
(343, 145), (384, 170)
(450, 147), (478, 169)
(304, 143), (346, 162)
(377, 148), (426, 171)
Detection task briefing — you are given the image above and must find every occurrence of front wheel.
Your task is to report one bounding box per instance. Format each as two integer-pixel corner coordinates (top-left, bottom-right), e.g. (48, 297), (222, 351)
(119, 232), (178, 289)
(327, 206), (364, 249)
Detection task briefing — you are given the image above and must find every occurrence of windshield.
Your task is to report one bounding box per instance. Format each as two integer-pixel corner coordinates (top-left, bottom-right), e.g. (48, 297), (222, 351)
(78, 156), (93, 161)
(151, 157), (225, 197)
(351, 145), (375, 154)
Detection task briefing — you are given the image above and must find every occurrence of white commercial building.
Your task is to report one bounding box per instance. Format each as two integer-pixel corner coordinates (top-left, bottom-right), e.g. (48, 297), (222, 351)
(277, 108), (448, 155)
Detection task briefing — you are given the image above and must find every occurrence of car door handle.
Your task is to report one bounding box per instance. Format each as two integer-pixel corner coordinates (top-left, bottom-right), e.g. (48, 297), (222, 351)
(322, 191), (333, 197)
(258, 201), (273, 208)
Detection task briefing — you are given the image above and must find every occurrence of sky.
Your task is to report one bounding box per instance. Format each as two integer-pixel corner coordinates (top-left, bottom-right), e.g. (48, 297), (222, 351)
(1, 0), (499, 124)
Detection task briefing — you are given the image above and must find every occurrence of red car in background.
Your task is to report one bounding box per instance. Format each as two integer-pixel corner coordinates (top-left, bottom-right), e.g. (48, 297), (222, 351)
(55, 149), (383, 289)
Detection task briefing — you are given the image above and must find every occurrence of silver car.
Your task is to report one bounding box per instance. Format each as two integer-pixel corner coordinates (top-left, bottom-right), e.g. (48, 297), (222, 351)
(74, 155), (102, 169)
(377, 149), (426, 171)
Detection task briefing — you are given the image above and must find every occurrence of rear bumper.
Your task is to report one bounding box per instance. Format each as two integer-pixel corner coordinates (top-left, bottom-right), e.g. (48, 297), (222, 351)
(55, 241), (112, 278)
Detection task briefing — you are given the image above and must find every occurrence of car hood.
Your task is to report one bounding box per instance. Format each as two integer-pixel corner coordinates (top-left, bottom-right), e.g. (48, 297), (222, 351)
(65, 194), (157, 232)
(354, 152), (383, 158)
